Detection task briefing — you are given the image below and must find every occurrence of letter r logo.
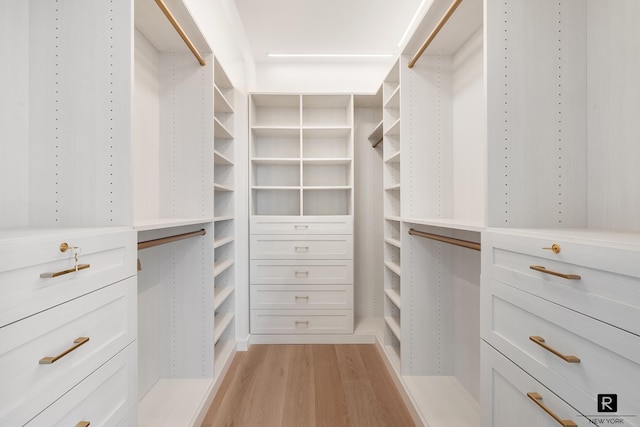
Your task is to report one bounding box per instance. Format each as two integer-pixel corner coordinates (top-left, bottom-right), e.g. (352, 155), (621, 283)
(597, 394), (617, 413)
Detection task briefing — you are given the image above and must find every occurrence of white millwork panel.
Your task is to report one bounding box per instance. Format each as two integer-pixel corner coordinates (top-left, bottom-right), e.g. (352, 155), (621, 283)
(0, 0), (132, 228)
(0, 228), (137, 427)
(134, 0), (238, 425)
(482, 2), (640, 426)
(249, 93), (355, 340)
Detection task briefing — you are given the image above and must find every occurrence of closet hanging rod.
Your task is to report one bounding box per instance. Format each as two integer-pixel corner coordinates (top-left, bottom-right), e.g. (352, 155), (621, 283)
(408, 228), (480, 251)
(138, 229), (206, 250)
(154, 0), (206, 66)
(407, 0), (463, 69)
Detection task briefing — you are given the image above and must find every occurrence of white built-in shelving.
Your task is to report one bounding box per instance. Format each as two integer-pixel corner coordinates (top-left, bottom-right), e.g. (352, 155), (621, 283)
(213, 58), (237, 373)
(382, 60), (403, 372)
(249, 94), (355, 338)
(133, 1), (237, 425)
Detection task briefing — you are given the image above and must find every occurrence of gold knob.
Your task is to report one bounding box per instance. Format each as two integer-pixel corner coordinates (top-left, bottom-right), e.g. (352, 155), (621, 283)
(542, 244), (561, 254)
(60, 242), (70, 252)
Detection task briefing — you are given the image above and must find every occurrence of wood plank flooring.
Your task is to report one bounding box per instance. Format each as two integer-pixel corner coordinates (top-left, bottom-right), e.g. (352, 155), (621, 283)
(201, 344), (416, 427)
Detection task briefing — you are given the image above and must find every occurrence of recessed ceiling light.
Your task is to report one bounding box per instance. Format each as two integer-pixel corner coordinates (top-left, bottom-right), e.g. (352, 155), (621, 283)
(397, 0), (434, 48)
(267, 53), (394, 59)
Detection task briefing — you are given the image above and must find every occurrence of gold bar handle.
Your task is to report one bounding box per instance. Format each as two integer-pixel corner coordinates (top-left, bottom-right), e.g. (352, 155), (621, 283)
(39, 337), (90, 364)
(40, 264), (90, 278)
(530, 265), (581, 280)
(295, 271), (309, 277)
(295, 320), (309, 327)
(527, 392), (577, 427)
(294, 225), (309, 230)
(294, 246), (309, 252)
(295, 295), (310, 302)
(76, 422), (91, 427)
(529, 336), (580, 363)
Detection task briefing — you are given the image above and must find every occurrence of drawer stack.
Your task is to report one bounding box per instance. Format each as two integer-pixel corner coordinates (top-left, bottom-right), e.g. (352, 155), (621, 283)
(0, 228), (137, 426)
(481, 229), (640, 426)
(250, 217), (354, 334)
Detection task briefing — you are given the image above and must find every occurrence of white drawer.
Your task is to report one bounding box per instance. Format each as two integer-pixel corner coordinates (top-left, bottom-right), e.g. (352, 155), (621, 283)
(251, 260), (353, 285)
(251, 309), (353, 334)
(0, 277), (136, 427)
(251, 285), (353, 309)
(26, 342), (137, 427)
(250, 235), (353, 259)
(482, 279), (640, 425)
(483, 230), (640, 335)
(0, 228), (136, 327)
(481, 342), (588, 427)
(251, 216), (353, 235)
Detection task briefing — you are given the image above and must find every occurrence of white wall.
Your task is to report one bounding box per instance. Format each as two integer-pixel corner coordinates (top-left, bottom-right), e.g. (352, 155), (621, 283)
(184, 0), (255, 91)
(254, 61), (394, 94)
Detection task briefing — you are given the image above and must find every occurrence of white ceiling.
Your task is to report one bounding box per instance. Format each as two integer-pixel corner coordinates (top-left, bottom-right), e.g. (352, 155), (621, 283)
(232, 0), (424, 62)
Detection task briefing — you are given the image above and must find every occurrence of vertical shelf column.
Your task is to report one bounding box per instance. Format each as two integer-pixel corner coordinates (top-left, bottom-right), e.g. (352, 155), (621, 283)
(213, 57), (237, 375)
(382, 61), (402, 369)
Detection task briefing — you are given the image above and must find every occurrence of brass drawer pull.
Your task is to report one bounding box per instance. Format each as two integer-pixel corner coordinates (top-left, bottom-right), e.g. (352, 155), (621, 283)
(529, 336), (580, 363)
(530, 265), (581, 280)
(40, 264), (90, 278)
(294, 246), (309, 252)
(295, 295), (310, 302)
(295, 320), (309, 327)
(295, 270), (309, 277)
(76, 422), (91, 427)
(527, 392), (577, 427)
(294, 224), (309, 230)
(39, 337), (90, 364)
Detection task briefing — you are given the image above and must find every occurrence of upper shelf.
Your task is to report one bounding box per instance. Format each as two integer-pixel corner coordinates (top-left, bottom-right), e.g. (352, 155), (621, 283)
(368, 120), (383, 147)
(403, 0), (482, 57)
(135, 0), (211, 55)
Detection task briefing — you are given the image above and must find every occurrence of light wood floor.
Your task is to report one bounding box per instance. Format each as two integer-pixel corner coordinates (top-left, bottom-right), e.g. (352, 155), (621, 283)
(201, 344), (416, 427)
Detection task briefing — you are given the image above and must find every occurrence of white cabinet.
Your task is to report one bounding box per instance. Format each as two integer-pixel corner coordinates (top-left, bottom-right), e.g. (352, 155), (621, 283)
(479, 1), (640, 426)
(249, 94), (354, 337)
(482, 230), (640, 426)
(0, 229), (137, 427)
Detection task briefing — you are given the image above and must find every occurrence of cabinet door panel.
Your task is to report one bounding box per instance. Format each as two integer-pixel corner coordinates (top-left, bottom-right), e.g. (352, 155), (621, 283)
(251, 285), (352, 309)
(0, 229), (136, 327)
(251, 216), (353, 235)
(481, 342), (588, 427)
(483, 231), (640, 335)
(250, 260), (353, 285)
(26, 343), (137, 427)
(251, 309), (353, 334)
(0, 278), (136, 427)
(251, 234), (352, 259)
(482, 279), (640, 424)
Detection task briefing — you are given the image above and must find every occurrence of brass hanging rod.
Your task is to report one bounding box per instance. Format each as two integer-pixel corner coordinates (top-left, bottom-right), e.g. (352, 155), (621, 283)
(408, 0), (463, 69)
(138, 229), (206, 250)
(408, 228), (480, 251)
(155, 0), (206, 66)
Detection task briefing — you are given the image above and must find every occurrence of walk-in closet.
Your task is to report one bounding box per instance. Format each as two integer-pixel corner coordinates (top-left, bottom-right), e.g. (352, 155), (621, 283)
(1, 0), (638, 426)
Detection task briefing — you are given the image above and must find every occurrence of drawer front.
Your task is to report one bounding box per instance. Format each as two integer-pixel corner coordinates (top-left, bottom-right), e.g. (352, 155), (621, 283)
(481, 342), (588, 427)
(251, 285), (353, 309)
(251, 235), (353, 260)
(26, 343), (137, 427)
(0, 228), (136, 327)
(251, 216), (353, 235)
(251, 260), (354, 285)
(0, 277), (136, 426)
(251, 309), (353, 334)
(483, 230), (640, 335)
(482, 279), (640, 424)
